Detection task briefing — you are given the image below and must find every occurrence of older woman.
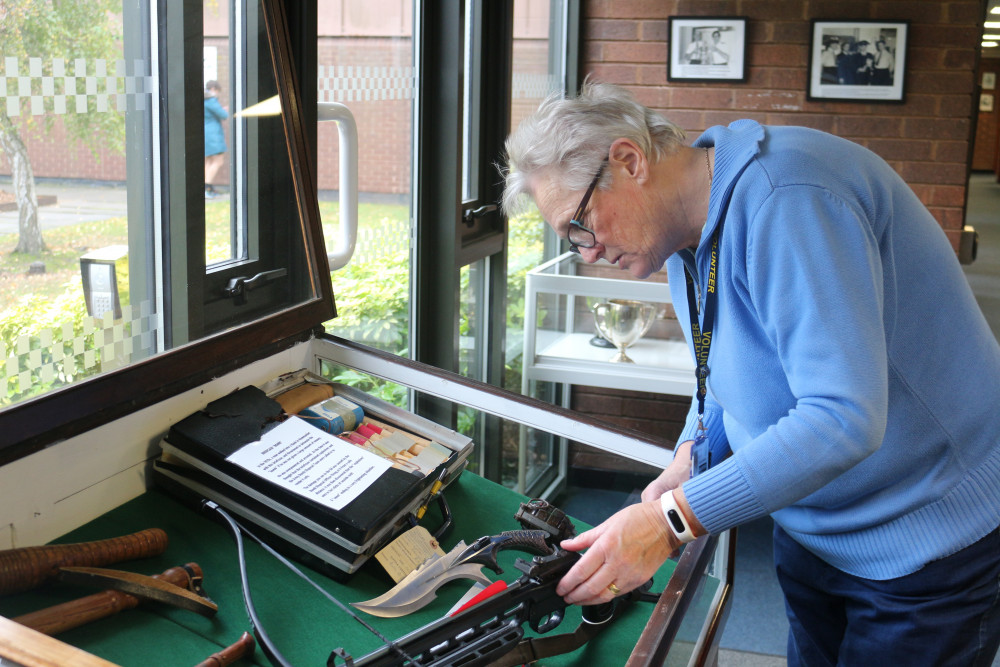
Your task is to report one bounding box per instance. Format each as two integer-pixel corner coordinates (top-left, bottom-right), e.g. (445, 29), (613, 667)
(502, 81), (1000, 667)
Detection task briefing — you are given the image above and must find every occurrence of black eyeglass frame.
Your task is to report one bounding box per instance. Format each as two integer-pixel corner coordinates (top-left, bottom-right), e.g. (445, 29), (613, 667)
(567, 160), (608, 254)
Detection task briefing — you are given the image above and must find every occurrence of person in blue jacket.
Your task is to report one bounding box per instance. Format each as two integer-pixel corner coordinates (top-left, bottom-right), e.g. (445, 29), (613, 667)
(501, 81), (1000, 667)
(204, 80), (228, 198)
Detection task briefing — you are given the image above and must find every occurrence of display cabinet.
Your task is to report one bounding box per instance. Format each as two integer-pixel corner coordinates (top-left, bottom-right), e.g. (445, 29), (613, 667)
(0, 0), (733, 662)
(522, 252), (696, 397)
(0, 334), (735, 667)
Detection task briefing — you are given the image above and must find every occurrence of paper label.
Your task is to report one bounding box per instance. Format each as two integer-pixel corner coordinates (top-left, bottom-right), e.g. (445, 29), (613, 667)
(225, 416), (392, 511)
(375, 525), (446, 582)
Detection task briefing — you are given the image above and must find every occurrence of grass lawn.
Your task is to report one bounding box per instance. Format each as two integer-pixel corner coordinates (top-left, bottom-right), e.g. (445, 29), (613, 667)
(0, 217), (127, 314)
(0, 198), (409, 317)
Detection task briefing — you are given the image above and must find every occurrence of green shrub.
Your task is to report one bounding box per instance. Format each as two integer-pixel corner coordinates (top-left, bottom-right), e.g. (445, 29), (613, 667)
(0, 282), (105, 405)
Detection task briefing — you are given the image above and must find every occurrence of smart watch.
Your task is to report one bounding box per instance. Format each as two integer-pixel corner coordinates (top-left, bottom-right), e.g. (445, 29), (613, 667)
(660, 490), (696, 543)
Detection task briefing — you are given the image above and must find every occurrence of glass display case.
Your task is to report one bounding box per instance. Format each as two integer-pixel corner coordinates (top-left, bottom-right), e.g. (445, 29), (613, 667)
(0, 334), (735, 667)
(522, 252), (696, 397)
(0, 1), (733, 663)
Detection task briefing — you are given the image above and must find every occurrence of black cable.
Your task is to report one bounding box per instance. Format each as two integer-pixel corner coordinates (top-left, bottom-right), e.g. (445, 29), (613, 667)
(204, 501), (295, 667)
(237, 519), (418, 665)
(203, 501), (417, 666)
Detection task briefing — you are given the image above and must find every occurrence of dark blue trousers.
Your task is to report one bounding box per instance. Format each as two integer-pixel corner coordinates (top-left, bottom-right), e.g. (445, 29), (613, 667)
(773, 523), (1000, 667)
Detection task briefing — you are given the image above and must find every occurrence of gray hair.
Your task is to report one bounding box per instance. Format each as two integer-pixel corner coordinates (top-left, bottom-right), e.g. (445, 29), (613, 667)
(501, 80), (686, 217)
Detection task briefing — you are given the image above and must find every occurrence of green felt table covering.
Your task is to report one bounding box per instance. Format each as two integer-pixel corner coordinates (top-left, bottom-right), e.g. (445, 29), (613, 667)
(0, 472), (677, 666)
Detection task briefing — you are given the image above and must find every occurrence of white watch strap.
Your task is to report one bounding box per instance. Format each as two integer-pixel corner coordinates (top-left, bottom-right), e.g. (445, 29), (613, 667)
(660, 491), (696, 543)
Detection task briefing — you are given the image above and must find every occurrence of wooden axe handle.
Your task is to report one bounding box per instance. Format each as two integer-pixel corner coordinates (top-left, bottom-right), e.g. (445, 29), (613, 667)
(194, 632), (256, 667)
(0, 529), (168, 596)
(11, 564), (196, 637)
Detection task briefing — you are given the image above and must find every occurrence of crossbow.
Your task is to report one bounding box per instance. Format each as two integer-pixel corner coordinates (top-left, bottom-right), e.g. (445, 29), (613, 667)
(208, 499), (658, 667)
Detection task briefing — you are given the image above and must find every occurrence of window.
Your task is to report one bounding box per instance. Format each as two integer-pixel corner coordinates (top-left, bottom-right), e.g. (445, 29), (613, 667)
(0, 0), (331, 462)
(1, 1), (157, 407)
(0, 0), (580, 499)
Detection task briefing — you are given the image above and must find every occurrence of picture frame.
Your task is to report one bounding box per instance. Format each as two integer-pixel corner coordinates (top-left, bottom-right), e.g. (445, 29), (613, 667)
(983, 72), (996, 90)
(667, 16), (748, 83)
(807, 19), (909, 103)
(981, 93), (995, 113)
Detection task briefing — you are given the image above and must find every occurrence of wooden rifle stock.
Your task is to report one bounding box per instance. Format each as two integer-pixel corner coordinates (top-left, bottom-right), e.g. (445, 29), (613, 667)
(11, 563), (198, 636)
(0, 528), (169, 596)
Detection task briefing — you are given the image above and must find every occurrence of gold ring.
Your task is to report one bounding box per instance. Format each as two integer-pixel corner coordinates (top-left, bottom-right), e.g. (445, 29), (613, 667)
(607, 582), (621, 595)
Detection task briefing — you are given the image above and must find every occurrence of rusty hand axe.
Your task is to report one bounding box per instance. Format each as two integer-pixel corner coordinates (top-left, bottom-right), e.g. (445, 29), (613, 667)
(12, 562), (218, 636)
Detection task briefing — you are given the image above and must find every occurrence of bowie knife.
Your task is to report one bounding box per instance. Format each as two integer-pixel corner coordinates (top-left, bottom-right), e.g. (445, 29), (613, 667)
(351, 541), (489, 618)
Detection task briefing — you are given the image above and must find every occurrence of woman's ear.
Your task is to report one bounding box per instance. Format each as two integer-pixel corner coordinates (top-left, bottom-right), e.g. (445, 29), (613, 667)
(608, 138), (649, 184)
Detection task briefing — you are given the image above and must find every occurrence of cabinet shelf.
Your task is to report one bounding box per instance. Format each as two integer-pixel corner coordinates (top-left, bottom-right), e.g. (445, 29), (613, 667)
(531, 331), (694, 395)
(522, 252), (696, 397)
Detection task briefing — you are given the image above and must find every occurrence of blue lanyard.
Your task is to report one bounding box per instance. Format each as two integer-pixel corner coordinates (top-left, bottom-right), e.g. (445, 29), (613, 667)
(683, 220), (724, 430)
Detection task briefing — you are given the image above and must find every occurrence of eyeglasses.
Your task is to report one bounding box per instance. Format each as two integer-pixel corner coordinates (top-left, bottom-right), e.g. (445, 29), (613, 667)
(566, 161), (607, 253)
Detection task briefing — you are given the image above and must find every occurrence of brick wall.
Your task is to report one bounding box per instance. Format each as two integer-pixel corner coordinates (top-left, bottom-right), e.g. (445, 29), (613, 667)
(567, 0), (983, 474)
(315, 37), (413, 197)
(582, 0), (980, 247)
(1, 118), (128, 183)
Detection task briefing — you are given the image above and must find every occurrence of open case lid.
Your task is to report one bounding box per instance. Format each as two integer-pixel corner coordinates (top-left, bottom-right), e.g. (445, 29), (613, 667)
(0, 0), (336, 465)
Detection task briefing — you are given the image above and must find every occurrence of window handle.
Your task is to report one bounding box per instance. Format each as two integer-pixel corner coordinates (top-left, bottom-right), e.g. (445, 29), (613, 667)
(462, 204), (497, 228)
(223, 268), (287, 305)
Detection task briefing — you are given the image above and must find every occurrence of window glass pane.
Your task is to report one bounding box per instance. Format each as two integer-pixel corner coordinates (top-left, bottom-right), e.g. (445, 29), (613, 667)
(0, 1), (157, 408)
(505, 0), (563, 492)
(191, 0), (323, 338)
(459, 261), (482, 380)
(507, 0), (558, 395)
(0, 0), (322, 414)
(204, 4), (234, 263)
(462, 0), (481, 201)
(317, 1), (413, 358)
(318, 359), (408, 412)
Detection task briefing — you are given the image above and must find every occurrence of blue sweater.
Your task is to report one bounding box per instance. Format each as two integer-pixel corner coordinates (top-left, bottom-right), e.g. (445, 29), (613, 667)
(670, 120), (1000, 580)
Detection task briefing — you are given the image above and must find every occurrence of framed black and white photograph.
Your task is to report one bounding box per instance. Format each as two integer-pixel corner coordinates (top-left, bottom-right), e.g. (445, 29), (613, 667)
(668, 16), (748, 83)
(981, 93), (995, 113)
(983, 72), (996, 90)
(807, 19), (909, 103)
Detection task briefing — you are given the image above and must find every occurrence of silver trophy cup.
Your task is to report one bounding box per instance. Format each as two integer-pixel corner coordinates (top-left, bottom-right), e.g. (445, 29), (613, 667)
(591, 299), (658, 363)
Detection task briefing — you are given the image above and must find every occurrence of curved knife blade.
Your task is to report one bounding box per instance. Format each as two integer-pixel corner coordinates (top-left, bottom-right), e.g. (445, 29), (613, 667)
(57, 566), (218, 616)
(352, 530), (556, 618)
(352, 562), (492, 618)
(352, 541), (492, 618)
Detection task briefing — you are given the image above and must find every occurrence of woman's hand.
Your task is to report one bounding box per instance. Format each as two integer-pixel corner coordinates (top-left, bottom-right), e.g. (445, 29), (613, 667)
(555, 500), (677, 606)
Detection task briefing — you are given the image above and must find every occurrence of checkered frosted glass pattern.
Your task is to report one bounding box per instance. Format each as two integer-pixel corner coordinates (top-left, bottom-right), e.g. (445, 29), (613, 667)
(317, 65), (415, 103)
(1, 57), (154, 116)
(1, 302), (159, 403)
(512, 72), (559, 100)
(313, 67), (555, 103)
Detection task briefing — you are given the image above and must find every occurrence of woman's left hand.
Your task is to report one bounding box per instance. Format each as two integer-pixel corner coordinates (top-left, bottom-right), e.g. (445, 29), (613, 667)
(555, 500), (678, 606)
